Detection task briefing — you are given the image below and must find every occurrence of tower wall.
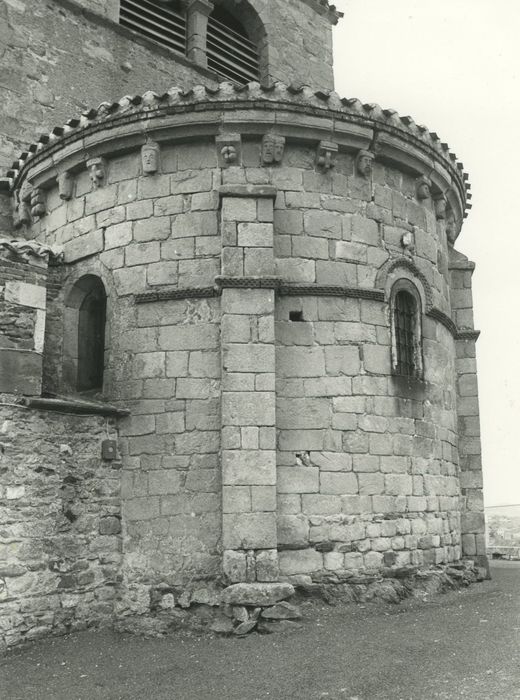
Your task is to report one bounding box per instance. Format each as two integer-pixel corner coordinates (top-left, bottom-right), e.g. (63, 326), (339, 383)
(0, 0), (336, 171)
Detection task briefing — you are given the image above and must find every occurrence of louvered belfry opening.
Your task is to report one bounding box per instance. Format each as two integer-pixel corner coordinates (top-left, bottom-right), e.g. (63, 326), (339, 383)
(394, 290), (418, 377)
(119, 0), (187, 56)
(207, 6), (260, 84)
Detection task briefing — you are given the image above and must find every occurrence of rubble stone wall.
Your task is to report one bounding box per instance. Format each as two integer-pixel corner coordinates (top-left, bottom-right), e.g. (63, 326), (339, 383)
(0, 403), (121, 651)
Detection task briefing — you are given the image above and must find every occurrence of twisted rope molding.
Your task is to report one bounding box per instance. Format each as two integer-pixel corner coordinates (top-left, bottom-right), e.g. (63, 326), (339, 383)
(133, 280), (479, 339)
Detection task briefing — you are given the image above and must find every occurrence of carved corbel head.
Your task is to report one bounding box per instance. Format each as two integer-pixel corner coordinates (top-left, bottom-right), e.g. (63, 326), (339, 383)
(434, 194), (447, 220)
(216, 133), (242, 168)
(58, 171), (74, 201)
(87, 156), (107, 189)
(416, 175), (432, 201)
(141, 140), (161, 175)
(356, 149), (375, 178)
(262, 133), (286, 165)
(316, 140), (338, 171)
(14, 179), (33, 227)
(30, 187), (46, 219)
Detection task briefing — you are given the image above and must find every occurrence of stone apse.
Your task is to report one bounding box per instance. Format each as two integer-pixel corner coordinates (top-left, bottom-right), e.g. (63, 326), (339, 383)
(0, 0), (486, 647)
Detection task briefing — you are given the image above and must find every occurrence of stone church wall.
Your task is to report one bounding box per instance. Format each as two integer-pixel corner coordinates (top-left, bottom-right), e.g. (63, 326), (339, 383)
(0, 404), (121, 651)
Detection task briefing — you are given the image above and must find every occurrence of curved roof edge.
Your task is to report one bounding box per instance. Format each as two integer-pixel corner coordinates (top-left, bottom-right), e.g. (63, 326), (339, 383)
(6, 80), (471, 220)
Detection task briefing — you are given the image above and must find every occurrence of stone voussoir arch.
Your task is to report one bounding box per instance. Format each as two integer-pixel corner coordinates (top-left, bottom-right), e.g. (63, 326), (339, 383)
(375, 256), (433, 312)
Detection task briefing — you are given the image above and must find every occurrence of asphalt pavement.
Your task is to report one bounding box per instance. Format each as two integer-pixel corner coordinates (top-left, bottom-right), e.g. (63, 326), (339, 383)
(1, 561), (519, 700)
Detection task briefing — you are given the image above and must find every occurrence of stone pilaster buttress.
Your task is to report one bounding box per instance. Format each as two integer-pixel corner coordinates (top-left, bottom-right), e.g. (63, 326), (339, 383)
(219, 184), (280, 584)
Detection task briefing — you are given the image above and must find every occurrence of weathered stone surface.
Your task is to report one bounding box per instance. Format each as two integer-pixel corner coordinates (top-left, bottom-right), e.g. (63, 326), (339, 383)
(221, 583), (295, 607)
(260, 601), (302, 620)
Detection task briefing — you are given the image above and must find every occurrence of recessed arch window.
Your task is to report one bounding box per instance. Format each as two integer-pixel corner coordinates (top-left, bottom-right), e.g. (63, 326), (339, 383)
(119, 0), (187, 56)
(63, 275), (107, 394)
(390, 281), (423, 379)
(207, 5), (260, 83)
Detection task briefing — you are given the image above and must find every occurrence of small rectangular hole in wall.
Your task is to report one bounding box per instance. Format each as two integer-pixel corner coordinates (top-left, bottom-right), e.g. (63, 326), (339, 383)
(289, 311), (304, 322)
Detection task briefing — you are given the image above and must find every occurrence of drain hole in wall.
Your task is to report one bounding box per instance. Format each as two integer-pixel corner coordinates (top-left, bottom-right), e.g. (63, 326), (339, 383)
(289, 311), (304, 322)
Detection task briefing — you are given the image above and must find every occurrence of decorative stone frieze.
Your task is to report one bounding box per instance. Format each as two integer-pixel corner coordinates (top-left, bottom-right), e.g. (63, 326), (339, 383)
(141, 140), (161, 175)
(316, 140), (338, 170)
(87, 156), (107, 189)
(262, 133), (285, 165)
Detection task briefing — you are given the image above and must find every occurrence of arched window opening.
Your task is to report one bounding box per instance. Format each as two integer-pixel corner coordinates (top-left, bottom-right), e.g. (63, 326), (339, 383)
(63, 276), (107, 395)
(207, 6), (260, 83)
(391, 284), (423, 380)
(77, 284), (107, 392)
(119, 0), (187, 56)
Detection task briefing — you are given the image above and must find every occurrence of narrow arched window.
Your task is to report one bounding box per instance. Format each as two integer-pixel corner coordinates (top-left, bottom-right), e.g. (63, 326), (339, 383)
(390, 283), (423, 379)
(207, 6), (260, 83)
(119, 0), (187, 56)
(63, 276), (107, 394)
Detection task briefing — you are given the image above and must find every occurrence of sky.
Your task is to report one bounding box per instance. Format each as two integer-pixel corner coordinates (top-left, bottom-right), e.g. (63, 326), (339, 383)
(332, 0), (520, 507)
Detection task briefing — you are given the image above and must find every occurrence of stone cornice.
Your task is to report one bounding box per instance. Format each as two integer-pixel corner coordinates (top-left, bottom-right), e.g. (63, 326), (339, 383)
(6, 82), (470, 228)
(296, 0), (343, 24)
(0, 238), (64, 264)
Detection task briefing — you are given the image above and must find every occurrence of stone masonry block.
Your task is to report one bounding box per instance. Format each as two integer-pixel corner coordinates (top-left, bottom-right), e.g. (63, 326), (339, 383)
(64, 229), (103, 262)
(278, 467), (319, 494)
(223, 550), (247, 583)
(221, 197), (257, 222)
(278, 550), (322, 576)
(223, 486), (251, 513)
(256, 550), (279, 583)
(223, 512), (277, 550)
(224, 344), (275, 373)
(310, 452), (351, 473)
(134, 216), (171, 242)
(363, 344), (392, 374)
(222, 450), (276, 486)
(244, 248), (275, 277)
(275, 258), (316, 283)
(302, 494), (342, 515)
(277, 347), (325, 377)
(125, 242), (160, 267)
(359, 472), (385, 496)
(320, 472), (358, 495)
(277, 515), (309, 547)
(4, 282), (46, 310)
(324, 346), (360, 375)
(277, 398), (329, 429)
(237, 222), (273, 247)
(251, 486), (276, 512)
(222, 392), (275, 426)
(221, 289), (274, 316)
